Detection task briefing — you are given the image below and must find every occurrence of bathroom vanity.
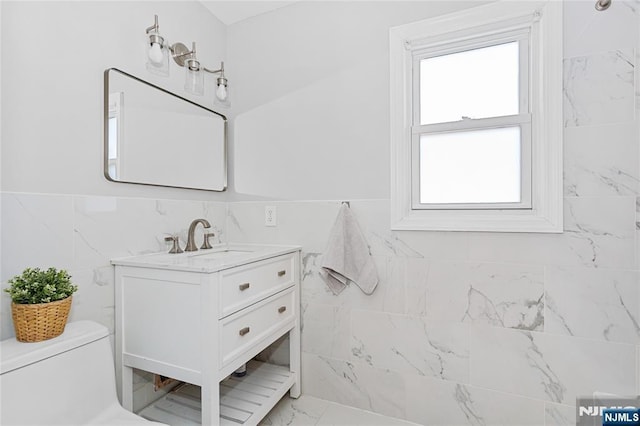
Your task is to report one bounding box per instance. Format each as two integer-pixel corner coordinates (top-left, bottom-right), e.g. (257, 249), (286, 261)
(112, 244), (301, 425)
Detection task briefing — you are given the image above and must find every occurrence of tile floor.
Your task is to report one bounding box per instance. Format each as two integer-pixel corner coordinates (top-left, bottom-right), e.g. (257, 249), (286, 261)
(259, 395), (420, 426)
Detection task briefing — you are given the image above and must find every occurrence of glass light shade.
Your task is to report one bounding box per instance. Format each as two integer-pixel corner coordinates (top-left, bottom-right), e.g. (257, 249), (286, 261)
(184, 59), (204, 95)
(215, 81), (227, 101)
(145, 32), (169, 77)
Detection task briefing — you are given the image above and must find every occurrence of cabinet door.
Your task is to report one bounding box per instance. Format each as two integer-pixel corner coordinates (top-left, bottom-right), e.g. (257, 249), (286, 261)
(120, 268), (203, 374)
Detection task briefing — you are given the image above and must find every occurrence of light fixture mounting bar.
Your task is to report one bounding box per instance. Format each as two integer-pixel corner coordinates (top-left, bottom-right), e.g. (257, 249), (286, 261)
(170, 42), (192, 67)
(145, 14), (159, 35)
(145, 14), (229, 101)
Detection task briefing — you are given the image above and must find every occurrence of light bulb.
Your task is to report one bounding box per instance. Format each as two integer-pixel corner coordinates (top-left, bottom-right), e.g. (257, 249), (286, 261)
(148, 43), (164, 65)
(216, 83), (227, 101)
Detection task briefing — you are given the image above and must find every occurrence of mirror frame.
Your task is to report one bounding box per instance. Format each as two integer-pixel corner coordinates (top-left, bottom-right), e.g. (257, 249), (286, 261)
(103, 67), (228, 191)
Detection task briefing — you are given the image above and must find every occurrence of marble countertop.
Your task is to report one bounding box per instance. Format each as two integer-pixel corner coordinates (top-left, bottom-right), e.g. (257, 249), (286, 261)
(111, 243), (301, 273)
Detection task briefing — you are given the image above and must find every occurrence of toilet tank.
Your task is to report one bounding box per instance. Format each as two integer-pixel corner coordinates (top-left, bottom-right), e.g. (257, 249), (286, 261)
(1, 321), (120, 425)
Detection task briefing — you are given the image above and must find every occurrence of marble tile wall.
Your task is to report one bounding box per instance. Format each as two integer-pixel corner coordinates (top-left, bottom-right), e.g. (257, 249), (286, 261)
(226, 3), (640, 425)
(635, 0), (640, 401)
(0, 1), (638, 425)
(0, 194), (227, 339)
(227, 195), (638, 425)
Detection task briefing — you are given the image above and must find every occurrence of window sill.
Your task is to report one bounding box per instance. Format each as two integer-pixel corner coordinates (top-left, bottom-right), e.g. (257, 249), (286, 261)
(390, 206), (563, 233)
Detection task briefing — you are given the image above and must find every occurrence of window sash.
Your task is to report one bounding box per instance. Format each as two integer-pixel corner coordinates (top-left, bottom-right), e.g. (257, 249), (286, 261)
(411, 117), (532, 210)
(413, 30), (530, 124)
(412, 113), (531, 135)
(409, 29), (531, 210)
(414, 37), (529, 127)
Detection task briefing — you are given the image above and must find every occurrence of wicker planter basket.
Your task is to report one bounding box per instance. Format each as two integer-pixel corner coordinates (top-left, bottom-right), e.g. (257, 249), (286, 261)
(11, 296), (72, 342)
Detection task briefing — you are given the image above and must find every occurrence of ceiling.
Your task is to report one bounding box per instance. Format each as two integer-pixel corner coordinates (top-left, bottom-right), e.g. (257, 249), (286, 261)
(200, 1), (300, 25)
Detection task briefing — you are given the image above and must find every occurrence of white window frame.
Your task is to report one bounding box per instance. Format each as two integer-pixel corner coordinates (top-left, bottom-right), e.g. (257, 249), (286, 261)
(390, 1), (563, 233)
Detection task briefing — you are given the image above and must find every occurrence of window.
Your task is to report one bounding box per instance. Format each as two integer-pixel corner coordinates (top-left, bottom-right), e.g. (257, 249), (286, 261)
(415, 38), (530, 209)
(390, 1), (563, 232)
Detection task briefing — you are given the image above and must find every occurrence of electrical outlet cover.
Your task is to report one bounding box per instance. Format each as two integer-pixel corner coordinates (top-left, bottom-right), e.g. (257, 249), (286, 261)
(265, 206), (277, 227)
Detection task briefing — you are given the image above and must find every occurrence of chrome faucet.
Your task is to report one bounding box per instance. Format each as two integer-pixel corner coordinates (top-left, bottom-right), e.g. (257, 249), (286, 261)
(185, 218), (211, 252)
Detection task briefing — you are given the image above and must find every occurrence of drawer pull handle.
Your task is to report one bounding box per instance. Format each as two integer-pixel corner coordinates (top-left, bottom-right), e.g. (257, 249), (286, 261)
(278, 306), (287, 314)
(239, 283), (250, 291)
(239, 327), (250, 336)
(277, 270), (286, 277)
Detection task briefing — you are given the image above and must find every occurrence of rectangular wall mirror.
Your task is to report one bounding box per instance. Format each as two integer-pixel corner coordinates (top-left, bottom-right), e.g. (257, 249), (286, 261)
(104, 68), (227, 191)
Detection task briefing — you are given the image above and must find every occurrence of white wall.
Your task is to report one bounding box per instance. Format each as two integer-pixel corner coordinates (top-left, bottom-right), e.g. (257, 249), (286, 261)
(1, 1), (228, 200)
(229, 1), (490, 200)
(1, 2), (232, 410)
(0, 2), (232, 408)
(227, 1), (640, 425)
(1, 1), (639, 424)
(0, 0), (232, 327)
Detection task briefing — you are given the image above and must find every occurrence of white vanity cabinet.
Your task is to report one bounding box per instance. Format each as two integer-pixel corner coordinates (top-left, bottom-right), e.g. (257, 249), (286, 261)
(112, 244), (301, 426)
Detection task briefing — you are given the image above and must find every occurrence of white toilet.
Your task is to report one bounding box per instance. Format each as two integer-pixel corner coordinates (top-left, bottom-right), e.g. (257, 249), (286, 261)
(0, 320), (166, 425)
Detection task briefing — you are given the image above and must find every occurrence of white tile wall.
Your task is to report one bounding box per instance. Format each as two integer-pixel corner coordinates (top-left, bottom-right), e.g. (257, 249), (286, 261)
(228, 196), (639, 423)
(467, 197), (636, 269)
(469, 326), (636, 404)
(405, 375), (545, 426)
(564, 49), (635, 127)
(545, 267), (640, 343)
(544, 402), (576, 426)
(0, 193), (227, 339)
(302, 303), (351, 360)
(1, 1), (638, 425)
(1, 193), (75, 283)
(425, 261), (544, 330)
(351, 311), (469, 382)
(1, 193), (74, 338)
(637, 0), (640, 399)
(225, 5), (640, 424)
(301, 353), (407, 419)
(564, 122), (639, 197)
(563, 0), (638, 57)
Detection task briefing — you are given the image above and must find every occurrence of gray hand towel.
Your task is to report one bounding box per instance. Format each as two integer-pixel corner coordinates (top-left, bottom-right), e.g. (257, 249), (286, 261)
(321, 204), (378, 295)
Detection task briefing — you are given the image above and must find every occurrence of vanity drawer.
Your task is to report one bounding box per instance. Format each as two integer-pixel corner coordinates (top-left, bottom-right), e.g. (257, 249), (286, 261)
(219, 253), (296, 318)
(219, 289), (295, 368)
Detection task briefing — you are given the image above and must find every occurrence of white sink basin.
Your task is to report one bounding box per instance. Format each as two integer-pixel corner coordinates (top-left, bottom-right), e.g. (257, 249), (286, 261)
(190, 249), (253, 260)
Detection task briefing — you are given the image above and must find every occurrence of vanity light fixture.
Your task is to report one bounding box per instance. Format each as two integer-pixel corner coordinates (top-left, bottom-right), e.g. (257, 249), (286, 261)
(145, 15), (169, 76)
(145, 15), (229, 101)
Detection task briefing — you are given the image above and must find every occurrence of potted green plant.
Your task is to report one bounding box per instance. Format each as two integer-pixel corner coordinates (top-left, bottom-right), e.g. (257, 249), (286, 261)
(4, 267), (78, 342)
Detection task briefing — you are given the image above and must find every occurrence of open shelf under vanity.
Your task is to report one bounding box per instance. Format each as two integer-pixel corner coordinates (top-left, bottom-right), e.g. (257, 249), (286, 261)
(139, 361), (294, 425)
